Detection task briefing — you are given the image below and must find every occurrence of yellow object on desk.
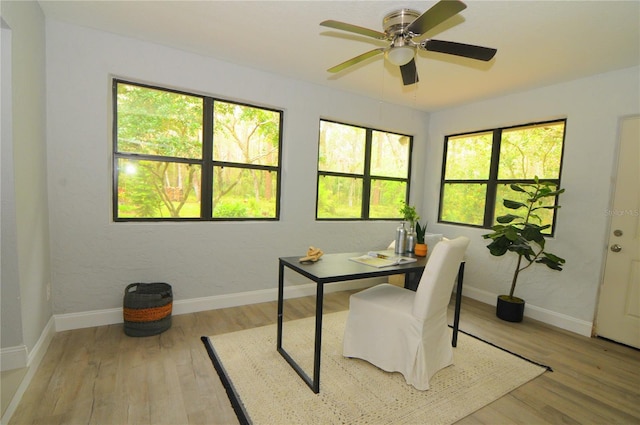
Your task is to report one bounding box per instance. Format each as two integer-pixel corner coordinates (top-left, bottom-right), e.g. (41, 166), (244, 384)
(299, 246), (324, 262)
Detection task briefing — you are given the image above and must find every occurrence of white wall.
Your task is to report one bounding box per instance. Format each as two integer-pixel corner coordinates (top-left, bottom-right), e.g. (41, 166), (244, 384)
(42, 13), (640, 333)
(45, 20), (429, 314)
(1, 17), (21, 352)
(0, 0), (51, 359)
(425, 66), (640, 331)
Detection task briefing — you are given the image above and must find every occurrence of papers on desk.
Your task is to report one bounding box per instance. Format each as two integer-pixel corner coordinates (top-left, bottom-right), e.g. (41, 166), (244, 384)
(349, 250), (417, 268)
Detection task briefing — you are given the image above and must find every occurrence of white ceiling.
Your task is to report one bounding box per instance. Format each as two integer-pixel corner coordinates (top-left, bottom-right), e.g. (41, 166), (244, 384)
(38, 0), (640, 112)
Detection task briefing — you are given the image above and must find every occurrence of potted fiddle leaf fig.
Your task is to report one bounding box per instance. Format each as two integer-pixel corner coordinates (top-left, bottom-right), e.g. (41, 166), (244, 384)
(482, 177), (566, 322)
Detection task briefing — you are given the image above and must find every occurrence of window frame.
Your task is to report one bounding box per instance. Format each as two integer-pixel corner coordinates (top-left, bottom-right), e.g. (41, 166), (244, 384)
(438, 119), (566, 234)
(112, 79), (283, 222)
(316, 119), (413, 221)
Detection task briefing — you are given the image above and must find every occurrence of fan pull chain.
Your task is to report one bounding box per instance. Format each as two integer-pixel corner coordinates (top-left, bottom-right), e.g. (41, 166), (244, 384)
(378, 60), (386, 123)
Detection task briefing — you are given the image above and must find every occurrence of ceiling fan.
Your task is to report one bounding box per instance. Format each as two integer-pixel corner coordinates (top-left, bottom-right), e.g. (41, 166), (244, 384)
(320, 0), (497, 86)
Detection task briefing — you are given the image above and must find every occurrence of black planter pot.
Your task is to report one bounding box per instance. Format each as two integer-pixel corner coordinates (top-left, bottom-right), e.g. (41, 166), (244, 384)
(496, 295), (525, 322)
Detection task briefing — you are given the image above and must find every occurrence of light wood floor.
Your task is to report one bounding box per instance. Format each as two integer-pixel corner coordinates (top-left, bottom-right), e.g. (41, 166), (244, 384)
(7, 292), (640, 425)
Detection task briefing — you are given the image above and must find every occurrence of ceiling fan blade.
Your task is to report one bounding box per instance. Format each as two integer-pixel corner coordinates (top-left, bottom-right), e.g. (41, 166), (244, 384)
(320, 20), (388, 40)
(400, 58), (419, 86)
(327, 48), (384, 73)
(406, 0), (467, 36)
(422, 39), (497, 61)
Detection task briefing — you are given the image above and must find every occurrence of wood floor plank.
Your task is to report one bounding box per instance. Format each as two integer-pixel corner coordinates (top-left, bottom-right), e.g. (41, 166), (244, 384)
(7, 292), (640, 425)
(481, 394), (555, 425)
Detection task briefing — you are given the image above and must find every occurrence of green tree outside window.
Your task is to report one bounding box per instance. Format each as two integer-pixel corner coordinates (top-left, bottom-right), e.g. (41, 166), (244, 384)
(439, 120), (565, 233)
(114, 80), (282, 220)
(317, 120), (412, 220)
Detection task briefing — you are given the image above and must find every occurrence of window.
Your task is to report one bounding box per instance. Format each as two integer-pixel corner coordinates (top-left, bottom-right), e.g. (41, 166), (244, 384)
(439, 119), (566, 233)
(316, 120), (412, 220)
(113, 80), (282, 220)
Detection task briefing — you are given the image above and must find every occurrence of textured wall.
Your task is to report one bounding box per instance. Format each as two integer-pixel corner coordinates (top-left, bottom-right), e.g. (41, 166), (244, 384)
(426, 66), (640, 323)
(44, 20), (429, 314)
(1, 0), (52, 354)
(44, 13), (640, 329)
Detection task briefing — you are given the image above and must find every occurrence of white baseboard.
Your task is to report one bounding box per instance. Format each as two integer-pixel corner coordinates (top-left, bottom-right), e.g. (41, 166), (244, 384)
(54, 281), (593, 336)
(1, 316), (55, 425)
(0, 345), (27, 372)
(523, 303), (593, 337)
(461, 285), (593, 337)
(1, 316), (55, 372)
(54, 279), (378, 332)
(54, 307), (123, 332)
(27, 316), (55, 368)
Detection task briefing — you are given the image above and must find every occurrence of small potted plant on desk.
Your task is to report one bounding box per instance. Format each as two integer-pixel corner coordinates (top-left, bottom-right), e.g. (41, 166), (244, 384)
(414, 221), (428, 257)
(482, 177), (566, 322)
(399, 202), (419, 252)
(400, 202), (419, 228)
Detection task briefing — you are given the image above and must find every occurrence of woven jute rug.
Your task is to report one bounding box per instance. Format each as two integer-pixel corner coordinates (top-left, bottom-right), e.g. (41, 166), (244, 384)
(202, 311), (549, 425)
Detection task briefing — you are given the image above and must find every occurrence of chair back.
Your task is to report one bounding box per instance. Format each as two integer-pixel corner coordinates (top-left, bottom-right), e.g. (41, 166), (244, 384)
(411, 236), (470, 321)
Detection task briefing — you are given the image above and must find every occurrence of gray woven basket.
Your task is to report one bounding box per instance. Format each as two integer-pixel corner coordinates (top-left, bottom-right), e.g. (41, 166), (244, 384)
(123, 282), (172, 337)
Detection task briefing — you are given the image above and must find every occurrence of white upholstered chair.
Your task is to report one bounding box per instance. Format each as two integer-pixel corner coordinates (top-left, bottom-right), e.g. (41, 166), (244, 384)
(343, 236), (470, 390)
(387, 233), (444, 287)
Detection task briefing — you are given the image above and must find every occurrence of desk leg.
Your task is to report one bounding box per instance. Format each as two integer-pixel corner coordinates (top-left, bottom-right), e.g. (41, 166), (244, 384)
(276, 262), (322, 394)
(452, 262), (465, 347)
(312, 282), (324, 393)
(277, 260), (284, 350)
(404, 269), (424, 291)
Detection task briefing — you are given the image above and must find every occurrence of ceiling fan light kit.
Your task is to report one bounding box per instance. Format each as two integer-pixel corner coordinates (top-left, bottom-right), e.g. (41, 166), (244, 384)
(385, 44), (415, 67)
(320, 0), (497, 86)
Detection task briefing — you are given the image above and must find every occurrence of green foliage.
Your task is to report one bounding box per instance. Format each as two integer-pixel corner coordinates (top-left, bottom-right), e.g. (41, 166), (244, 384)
(442, 121), (565, 226)
(415, 221), (428, 244)
(445, 132), (493, 180)
(212, 101), (280, 167)
(368, 180), (408, 218)
(482, 177), (566, 299)
(317, 176), (363, 218)
(316, 120), (411, 219)
(213, 201), (248, 218)
(117, 84), (203, 159)
(498, 124), (564, 180)
(318, 121), (366, 174)
(115, 82), (281, 219)
(399, 202), (419, 226)
(441, 183), (487, 225)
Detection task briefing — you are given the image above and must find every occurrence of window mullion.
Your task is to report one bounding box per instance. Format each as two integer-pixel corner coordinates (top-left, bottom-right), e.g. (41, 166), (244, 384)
(362, 129), (373, 219)
(484, 129), (502, 228)
(201, 97), (214, 218)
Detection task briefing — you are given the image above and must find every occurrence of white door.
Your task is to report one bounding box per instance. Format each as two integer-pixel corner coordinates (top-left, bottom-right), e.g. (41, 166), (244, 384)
(596, 115), (640, 348)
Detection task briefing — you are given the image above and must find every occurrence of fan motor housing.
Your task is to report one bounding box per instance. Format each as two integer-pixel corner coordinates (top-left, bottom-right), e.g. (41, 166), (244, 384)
(383, 9), (420, 36)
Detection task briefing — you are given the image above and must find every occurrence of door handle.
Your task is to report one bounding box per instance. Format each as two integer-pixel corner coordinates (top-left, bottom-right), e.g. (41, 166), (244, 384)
(610, 244), (622, 252)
